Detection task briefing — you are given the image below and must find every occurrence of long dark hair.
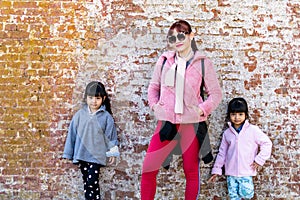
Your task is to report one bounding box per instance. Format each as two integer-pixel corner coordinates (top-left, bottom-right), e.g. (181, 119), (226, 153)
(167, 20), (198, 52)
(84, 81), (112, 115)
(226, 97), (249, 122)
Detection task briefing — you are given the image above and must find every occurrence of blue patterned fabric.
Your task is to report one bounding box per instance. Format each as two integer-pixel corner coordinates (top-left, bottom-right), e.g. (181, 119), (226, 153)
(227, 176), (254, 199)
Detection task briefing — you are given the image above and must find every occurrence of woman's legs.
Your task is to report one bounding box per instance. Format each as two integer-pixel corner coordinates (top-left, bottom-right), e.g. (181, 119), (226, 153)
(141, 121), (177, 200)
(141, 122), (200, 200)
(179, 124), (200, 200)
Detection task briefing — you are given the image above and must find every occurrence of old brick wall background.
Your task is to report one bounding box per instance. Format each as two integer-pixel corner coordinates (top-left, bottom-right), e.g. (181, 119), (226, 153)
(0, 0), (299, 199)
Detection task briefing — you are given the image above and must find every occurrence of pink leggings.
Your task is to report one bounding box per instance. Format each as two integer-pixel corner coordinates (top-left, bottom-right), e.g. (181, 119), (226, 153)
(141, 121), (200, 200)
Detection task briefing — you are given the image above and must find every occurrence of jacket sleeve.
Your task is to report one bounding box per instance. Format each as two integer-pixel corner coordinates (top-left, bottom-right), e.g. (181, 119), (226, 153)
(254, 127), (272, 166)
(62, 115), (78, 160)
(147, 56), (166, 110)
(104, 114), (120, 157)
(198, 58), (222, 117)
(211, 133), (228, 175)
(104, 114), (118, 146)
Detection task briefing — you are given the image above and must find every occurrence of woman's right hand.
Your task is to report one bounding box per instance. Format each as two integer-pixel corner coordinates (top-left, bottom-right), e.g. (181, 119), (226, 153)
(208, 174), (219, 183)
(152, 104), (158, 111)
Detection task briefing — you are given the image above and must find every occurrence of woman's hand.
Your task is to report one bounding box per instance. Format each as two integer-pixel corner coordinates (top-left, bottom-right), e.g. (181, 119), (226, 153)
(152, 104), (158, 111)
(193, 106), (204, 116)
(207, 174), (219, 183)
(198, 108), (204, 116)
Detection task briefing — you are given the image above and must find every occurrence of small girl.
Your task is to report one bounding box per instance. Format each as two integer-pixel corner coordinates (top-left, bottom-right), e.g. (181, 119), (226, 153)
(208, 97), (272, 200)
(63, 81), (119, 200)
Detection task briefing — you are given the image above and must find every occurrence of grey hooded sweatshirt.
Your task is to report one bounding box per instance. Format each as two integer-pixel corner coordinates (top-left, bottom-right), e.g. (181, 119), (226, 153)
(63, 105), (118, 166)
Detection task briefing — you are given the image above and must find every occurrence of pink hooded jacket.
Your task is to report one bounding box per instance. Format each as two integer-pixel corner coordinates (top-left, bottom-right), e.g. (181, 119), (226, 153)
(148, 50), (222, 124)
(211, 120), (272, 177)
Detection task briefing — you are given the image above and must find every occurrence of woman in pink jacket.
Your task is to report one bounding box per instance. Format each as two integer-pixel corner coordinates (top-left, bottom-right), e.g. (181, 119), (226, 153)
(208, 97), (272, 200)
(141, 20), (222, 200)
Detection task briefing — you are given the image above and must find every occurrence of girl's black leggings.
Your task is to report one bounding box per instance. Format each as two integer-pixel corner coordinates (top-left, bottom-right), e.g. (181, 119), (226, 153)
(79, 161), (102, 200)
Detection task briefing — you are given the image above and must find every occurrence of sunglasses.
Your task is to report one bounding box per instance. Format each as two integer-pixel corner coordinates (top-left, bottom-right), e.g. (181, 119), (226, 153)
(167, 32), (188, 44)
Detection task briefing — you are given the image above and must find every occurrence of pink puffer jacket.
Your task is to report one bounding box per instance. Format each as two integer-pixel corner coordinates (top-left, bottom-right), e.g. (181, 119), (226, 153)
(148, 50), (222, 124)
(211, 120), (272, 176)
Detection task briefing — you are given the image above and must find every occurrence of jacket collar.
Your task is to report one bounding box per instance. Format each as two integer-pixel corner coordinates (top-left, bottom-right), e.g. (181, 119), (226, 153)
(84, 104), (106, 115)
(228, 120), (250, 134)
(161, 50), (207, 66)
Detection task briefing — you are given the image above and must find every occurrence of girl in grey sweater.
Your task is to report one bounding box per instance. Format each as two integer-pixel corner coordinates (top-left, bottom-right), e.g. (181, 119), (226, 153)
(63, 81), (119, 200)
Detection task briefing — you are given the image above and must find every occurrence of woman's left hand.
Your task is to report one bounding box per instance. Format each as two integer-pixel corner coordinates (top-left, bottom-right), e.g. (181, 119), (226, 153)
(194, 106), (204, 116)
(198, 108), (204, 116)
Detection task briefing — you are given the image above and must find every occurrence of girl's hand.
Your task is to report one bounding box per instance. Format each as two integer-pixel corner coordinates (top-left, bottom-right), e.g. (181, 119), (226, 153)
(250, 162), (260, 170)
(108, 157), (116, 165)
(208, 174), (219, 183)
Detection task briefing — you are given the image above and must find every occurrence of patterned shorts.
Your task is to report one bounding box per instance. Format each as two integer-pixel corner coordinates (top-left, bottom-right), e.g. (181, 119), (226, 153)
(227, 176), (254, 200)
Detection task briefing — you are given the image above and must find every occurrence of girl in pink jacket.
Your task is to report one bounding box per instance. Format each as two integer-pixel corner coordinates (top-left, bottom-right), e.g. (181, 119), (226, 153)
(208, 97), (272, 200)
(141, 20), (222, 200)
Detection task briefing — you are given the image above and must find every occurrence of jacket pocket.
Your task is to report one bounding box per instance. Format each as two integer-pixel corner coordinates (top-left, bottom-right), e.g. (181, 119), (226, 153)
(185, 105), (201, 121)
(153, 102), (166, 119)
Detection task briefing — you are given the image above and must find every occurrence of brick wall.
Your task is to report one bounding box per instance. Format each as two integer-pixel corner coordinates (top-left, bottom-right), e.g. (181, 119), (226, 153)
(0, 0), (299, 199)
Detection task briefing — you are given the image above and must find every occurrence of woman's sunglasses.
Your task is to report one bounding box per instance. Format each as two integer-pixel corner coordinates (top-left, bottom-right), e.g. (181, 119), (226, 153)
(167, 32), (188, 44)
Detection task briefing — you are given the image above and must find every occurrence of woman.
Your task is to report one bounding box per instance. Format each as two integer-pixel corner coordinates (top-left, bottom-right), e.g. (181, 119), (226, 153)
(141, 20), (222, 200)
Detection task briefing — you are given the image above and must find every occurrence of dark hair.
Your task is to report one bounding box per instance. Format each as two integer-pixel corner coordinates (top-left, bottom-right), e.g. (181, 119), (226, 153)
(226, 97), (249, 121)
(167, 20), (198, 52)
(84, 81), (112, 114)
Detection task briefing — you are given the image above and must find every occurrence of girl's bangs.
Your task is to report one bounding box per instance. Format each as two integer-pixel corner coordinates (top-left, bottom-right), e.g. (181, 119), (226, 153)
(230, 106), (247, 113)
(86, 91), (101, 97)
(229, 101), (248, 113)
(86, 84), (102, 97)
